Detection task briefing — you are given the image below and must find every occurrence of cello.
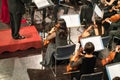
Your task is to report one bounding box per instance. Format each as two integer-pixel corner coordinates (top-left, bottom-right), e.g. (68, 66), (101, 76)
(43, 23), (60, 46)
(101, 51), (116, 66)
(66, 48), (84, 72)
(102, 14), (120, 23)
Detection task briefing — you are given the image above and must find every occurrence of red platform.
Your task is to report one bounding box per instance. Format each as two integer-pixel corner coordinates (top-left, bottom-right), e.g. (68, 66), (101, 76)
(0, 26), (43, 54)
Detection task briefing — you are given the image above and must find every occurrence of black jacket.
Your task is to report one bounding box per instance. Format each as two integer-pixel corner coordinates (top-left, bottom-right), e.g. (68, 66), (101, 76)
(7, 0), (32, 14)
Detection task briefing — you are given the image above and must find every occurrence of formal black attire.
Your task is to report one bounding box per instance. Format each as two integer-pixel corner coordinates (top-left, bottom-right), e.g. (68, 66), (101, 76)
(80, 0), (94, 28)
(103, 0), (118, 19)
(104, 19), (120, 49)
(41, 25), (68, 67)
(7, 0), (32, 39)
(70, 55), (96, 80)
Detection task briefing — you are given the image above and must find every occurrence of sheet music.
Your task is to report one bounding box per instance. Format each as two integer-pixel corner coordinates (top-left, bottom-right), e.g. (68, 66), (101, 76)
(94, 4), (104, 18)
(106, 62), (120, 80)
(80, 36), (104, 51)
(60, 14), (80, 28)
(33, 0), (54, 9)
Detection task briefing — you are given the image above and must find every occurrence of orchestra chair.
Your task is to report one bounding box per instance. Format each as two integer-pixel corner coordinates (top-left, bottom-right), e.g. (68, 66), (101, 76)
(113, 36), (120, 45)
(101, 36), (110, 48)
(80, 71), (103, 80)
(51, 44), (76, 77)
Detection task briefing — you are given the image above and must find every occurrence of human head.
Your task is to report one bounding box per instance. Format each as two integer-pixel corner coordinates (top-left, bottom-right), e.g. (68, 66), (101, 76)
(57, 19), (67, 30)
(84, 42), (95, 54)
(113, 76), (120, 80)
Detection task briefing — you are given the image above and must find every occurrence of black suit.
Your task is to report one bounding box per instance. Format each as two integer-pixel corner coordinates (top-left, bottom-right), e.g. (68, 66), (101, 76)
(80, 1), (94, 28)
(7, 0), (32, 39)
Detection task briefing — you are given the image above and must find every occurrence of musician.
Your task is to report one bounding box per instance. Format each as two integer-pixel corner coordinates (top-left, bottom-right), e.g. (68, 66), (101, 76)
(78, 18), (105, 43)
(67, 42), (96, 80)
(7, 0), (32, 39)
(113, 76), (120, 80)
(102, 14), (120, 49)
(52, 0), (69, 23)
(103, 0), (118, 19)
(101, 45), (120, 66)
(108, 0), (120, 13)
(40, 19), (68, 67)
(80, 0), (94, 28)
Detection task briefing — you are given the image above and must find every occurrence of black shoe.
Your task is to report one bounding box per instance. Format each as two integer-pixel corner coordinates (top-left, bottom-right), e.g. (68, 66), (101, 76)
(40, 61), (46, 66)
(13, 35), (25, 40)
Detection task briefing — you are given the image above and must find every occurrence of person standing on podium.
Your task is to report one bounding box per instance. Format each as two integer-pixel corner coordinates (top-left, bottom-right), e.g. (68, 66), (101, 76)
(7, 0), (32, 39)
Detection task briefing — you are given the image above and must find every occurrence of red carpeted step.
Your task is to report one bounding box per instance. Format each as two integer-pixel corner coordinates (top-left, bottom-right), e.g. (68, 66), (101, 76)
(0, 26), (43, 54)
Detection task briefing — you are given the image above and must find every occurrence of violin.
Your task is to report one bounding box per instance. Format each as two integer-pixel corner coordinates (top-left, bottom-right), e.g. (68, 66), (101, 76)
(66, 48), (84, 72)
(43, 23), (60, 46)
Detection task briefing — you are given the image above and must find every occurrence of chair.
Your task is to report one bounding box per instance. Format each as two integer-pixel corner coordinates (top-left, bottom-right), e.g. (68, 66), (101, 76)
(80, 72), (103, 80)
(113, 36), (120, 45)
(51, 44), (76, 77)
(102, 36), (110, 47)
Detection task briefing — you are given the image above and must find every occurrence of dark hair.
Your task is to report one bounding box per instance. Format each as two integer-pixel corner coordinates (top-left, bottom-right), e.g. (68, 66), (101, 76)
(84, 42), (95, 54)
(57, 19), (67, 30)
(113, 77), (120, 80)
(57, 19), (68, 38)
(95, 18), (103, 36)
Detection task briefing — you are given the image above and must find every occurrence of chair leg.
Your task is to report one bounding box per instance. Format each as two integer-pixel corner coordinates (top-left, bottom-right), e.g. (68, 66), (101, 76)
(50, 66), (57, 77)
(49, 58), (57, 77)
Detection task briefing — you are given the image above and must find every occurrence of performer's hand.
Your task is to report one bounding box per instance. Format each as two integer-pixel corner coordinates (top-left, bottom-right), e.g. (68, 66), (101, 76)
(115, 45), (120, 53)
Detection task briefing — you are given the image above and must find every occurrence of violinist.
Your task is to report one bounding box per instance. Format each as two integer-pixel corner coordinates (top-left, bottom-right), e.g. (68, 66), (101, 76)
(40, 19), (68, 67)
(67, 42), (96, 80)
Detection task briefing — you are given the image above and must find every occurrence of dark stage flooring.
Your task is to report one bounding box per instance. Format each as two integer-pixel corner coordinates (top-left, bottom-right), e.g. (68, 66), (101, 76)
(0, 52), (71, 80)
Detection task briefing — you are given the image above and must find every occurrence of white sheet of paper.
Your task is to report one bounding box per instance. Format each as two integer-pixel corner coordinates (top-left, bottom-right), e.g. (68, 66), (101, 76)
(80, 36), (104, 51)
(60, 14), (81, 28)
(106, 62), (120, 80)
(94, 4), (104, 18)
(33, 0), (53, 9)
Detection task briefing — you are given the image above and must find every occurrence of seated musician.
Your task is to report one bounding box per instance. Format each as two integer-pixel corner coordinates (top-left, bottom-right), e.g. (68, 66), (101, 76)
(109, 0), (120, 13)
(102, 0), (118, 19)
(102, 13), (120, 49)
(101, 45), (120, 66)
(67, 42), (96, 80)
(78, 18), (105, 43)
(40, 19), (68, 67)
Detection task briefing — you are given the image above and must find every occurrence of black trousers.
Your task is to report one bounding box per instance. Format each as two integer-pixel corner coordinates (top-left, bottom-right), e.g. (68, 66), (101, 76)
(10, 12), (22, 38)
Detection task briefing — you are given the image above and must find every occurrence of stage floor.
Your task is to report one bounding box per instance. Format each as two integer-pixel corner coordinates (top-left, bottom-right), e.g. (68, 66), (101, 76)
(0, 54), (70, 80)
(0, 25), (42, 54)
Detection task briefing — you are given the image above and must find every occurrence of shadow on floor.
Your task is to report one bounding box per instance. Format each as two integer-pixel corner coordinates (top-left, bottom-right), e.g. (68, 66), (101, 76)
(27, 65), (71, 80)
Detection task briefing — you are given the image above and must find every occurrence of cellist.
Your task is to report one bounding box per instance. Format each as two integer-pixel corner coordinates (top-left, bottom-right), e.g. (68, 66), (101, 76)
(102, 13), (120, 49)
(101, 45), (120, 66)
(40, 19), (68, 67)
(67, 42), (96, 80)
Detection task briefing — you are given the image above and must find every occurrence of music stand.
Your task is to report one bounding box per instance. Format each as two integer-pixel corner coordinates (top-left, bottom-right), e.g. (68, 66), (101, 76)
(106, 62), (120, 80)
(33, 0), (54, 9)
(80, 36), (104, 52)
(60, 14), (81, 44)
